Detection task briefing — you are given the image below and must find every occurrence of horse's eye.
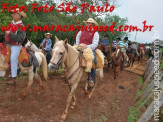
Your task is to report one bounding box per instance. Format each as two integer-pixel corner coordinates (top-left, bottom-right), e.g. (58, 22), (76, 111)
(60, 52), (63, 55)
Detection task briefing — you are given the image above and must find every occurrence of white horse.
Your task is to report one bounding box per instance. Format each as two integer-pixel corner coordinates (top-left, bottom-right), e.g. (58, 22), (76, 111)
(25, 40), (42, 52)
(0, 43), (48, 100)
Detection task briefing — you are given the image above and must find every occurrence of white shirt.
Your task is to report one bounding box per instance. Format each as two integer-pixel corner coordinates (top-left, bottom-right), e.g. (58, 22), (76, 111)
(76, 31), (99, 50)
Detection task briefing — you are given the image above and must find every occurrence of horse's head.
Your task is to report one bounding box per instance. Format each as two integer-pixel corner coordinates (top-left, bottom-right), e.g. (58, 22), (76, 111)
(48, 36), (68, 70)
(25, 40), (34, 49)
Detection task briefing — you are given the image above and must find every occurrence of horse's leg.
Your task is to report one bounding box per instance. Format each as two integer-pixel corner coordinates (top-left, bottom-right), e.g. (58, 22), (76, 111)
(70, 95), (76, 109)
(107, 62), (110, 71)
(114, 65), (117, 79)
(61, 83), (78, 120)
(88, 80), (97, 98)
(35, 70), (44, 95)
(84, 82), (88, 95)
(18, 67), (34, 100)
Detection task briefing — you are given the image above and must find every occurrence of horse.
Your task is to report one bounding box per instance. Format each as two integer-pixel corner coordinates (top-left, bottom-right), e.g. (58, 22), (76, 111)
(112, 47), (123, 79)
(0, 43), (48, 100)
(25, 40), (42, 52)
(137, 47), (144, 63)
(48, 36), (104, 121)
(97, 44), (113, 70)
(127, 48), (136, 67)
(105, 45), (114, 71)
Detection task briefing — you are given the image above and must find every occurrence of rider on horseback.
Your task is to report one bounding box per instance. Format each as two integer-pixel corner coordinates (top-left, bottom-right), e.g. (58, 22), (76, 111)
(40, 33), (52, 64)
(76, 18), (99, 87)
(5, 8), (27, 85)
(100, 35), (110, 56)
(131, 41), (139, 56)
(112, 39), (118, 52)
(118, 37), (128, 66)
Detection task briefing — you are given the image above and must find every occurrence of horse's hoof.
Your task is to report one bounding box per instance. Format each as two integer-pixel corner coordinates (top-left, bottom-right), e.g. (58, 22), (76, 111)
(70, 105), (75, 109)
(61, 114), (66, 121)
(84, 90), (88, 95)
(18, 95), (26, 101)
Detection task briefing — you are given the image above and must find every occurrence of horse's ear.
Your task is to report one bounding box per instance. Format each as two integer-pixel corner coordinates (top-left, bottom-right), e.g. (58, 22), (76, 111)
(55, 36), (59, 42)
(64, 38), (68, 45)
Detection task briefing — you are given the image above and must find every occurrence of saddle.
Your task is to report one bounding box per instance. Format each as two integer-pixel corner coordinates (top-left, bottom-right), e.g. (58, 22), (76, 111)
(80, 48), (104, 72)
(0, 43), (32, 67)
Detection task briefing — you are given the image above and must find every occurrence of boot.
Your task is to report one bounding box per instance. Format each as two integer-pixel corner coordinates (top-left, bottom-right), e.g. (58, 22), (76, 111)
(6, 77), (16, 85)
(88, 81), (94, 87)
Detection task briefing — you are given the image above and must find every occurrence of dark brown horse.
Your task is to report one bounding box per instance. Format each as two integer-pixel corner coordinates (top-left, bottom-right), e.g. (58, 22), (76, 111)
(112, 47), (123, 79)
(97, 44), (114, 71)
(137, 47), (144, 63)
(127, 48), (136, 67)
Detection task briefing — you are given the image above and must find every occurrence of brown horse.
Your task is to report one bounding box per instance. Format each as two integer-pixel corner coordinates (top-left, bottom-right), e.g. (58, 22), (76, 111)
(137, 47), (144, 63)
(48, 36), (104, 121)
(112, 47), (123, 79)
(97, 44), (113, 71)
(127, 48), (136, 67)
(105, 45), (114, 71)
(0, 44), (48, 100)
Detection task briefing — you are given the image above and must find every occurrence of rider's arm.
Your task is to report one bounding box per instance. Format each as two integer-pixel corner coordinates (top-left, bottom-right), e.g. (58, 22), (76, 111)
(86, 32), (99, 50)
(76, 31), (81, 45)
(41, 39), (45, 46)
(44, 39), (52, 51)
(9, 28), (26, 42)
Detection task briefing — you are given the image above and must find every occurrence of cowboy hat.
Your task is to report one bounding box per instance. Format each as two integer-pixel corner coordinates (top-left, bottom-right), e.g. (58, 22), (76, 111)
(45, 33), (52, 37)
(11, 8), (27, 18)
(83, 18), (98, 26)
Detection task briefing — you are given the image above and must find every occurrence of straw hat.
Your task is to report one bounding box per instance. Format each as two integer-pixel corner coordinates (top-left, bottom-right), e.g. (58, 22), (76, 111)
(11, 8), (27, 18)
(83, 18), (98, 26)
(45, 33), (52, 37)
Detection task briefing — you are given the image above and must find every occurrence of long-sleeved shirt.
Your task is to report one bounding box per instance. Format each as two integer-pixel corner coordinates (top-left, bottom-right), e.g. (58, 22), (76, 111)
(6, 20), (26, 45)
(76, 31), (99, 50)
(118, 40), (128, 52)
(131, 44), (138, 50)
(112, 40), (117, 48)
(100, 38), (110, 46)
(41, 38), (52, 51)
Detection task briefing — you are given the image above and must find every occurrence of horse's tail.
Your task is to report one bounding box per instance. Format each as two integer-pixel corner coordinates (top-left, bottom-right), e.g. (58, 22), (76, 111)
(39, 53), (48, 80)
(96, 68), (104, 81)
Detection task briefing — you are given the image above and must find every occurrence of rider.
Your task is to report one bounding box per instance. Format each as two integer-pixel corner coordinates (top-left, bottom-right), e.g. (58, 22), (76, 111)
(5, 8), (27, 85)
(40, 33), (52, 64)
(139, 43), (146, 55)
(112, 39), (118, 52)
(131, 41), (139, 56)
(118, 37), (128, 66)
(76, 18), (99, 87)
(100, 35), (110, 56)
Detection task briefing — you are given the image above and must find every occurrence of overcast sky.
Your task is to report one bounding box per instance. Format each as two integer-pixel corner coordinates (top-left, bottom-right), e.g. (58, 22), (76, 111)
(112, 0), (163, 43)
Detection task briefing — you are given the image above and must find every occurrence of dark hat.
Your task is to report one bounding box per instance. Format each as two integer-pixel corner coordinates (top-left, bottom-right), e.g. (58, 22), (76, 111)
(104, 35), (109, 38)
(124, 37), (128, 41)
(116, 37), (121, 40)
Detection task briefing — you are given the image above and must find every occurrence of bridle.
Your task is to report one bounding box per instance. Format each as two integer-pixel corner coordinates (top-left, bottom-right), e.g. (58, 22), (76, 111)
(27, 41), (33, 49)
(50, 44), (80, 81)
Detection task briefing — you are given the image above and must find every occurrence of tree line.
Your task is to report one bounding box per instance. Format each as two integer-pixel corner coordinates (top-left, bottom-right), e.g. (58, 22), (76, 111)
(0, 0), (128, 46)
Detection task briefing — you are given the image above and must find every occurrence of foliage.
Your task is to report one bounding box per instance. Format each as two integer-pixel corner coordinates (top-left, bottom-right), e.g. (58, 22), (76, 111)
(0, 0), (128, 46)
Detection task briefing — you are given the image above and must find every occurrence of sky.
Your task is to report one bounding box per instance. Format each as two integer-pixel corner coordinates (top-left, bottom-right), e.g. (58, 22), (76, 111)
(112, 0), (163, 43)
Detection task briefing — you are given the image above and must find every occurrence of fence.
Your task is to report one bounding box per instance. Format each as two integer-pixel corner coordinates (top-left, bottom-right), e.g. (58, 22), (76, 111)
(132, 57), (163, 122)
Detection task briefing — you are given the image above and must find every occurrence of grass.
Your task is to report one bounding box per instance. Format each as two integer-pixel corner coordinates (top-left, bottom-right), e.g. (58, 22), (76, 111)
(127, 76), (144, 122)
(160, 61), (163, 68)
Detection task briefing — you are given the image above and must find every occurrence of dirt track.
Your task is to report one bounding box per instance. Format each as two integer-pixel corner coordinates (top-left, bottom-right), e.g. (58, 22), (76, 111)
(0, 60), (147, 122)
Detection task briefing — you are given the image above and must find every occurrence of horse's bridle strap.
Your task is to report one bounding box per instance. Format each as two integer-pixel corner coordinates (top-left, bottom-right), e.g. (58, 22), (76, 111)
(66, 66), (80, 81)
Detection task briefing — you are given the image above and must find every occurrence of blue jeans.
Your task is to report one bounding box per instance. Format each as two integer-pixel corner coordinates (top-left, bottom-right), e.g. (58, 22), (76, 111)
(10, 45), (22, 78)
(89, 50), (97, 83)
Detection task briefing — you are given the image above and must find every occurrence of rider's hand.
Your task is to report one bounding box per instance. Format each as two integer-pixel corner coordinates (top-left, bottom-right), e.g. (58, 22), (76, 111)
(5, 31), (10, 35)
(80, 43), (87, 50)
